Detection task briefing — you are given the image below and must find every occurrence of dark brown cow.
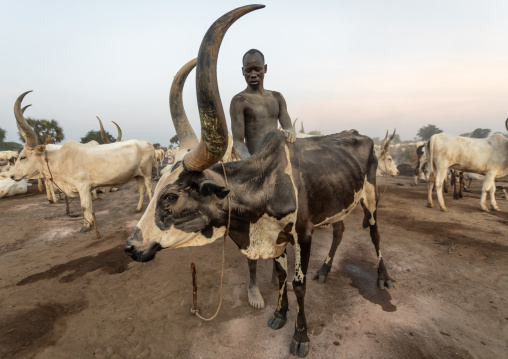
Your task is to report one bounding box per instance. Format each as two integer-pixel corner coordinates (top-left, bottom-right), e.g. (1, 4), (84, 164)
(124, 5), (392, 358)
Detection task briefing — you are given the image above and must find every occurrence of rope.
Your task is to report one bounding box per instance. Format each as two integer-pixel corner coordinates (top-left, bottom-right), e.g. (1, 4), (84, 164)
(190, 162), (231, 321)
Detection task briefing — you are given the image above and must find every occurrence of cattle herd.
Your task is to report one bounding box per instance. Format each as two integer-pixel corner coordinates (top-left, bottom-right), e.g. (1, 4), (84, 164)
(1, 5), (508, 359)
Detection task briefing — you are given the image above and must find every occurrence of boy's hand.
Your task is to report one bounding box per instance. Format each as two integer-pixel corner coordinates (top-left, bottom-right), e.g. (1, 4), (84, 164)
(282, 129), (296, 143)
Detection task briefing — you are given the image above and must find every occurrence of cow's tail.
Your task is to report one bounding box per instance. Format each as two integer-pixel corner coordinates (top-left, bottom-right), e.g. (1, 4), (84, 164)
(428, 138), (436, 179)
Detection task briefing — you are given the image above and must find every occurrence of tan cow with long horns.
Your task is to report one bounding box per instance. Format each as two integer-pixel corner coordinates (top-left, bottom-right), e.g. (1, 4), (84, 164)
(376, 129), (400, 176)
(9, 91), (155, 232)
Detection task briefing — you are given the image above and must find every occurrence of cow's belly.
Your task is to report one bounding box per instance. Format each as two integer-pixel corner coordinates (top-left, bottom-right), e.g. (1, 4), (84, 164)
(314, 185), (363, 226)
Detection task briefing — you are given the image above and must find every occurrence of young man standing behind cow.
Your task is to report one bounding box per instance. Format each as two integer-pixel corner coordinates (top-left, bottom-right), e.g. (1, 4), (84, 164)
(230, 49), (296, 309)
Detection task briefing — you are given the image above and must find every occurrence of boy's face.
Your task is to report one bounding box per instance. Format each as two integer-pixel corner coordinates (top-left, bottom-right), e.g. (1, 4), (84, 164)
(242, 53), (267, 88)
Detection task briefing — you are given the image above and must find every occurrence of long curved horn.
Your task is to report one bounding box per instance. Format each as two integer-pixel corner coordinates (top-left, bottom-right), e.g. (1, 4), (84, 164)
(300, 121), (305, 134)
(170, 58), (199, 149)
(380, 130), (388, 150)
(96, 116), (111, 144)
(111, 121), (122, 141)
(183, 4), (265, 171)
(17, 104), (32, 142)
(292, 118), (298, 129)
(385, 128), (396, 149)
(14, 91), (38, 148)
(505, 118), (508, 132)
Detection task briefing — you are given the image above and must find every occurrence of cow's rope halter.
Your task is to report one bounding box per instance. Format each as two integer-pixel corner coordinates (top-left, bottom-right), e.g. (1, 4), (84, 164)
(190, 162), (231, 321)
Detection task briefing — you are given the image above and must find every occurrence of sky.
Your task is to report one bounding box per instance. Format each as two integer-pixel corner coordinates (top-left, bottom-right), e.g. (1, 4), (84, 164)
(1, 0), (507, 146)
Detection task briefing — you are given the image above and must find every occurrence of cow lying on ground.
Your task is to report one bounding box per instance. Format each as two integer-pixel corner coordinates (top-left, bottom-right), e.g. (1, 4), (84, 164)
(124, 5), (392, 358)
(10, 91), (155, 232)
(427, 125), (508, 211)
(0, 177), (31, 198)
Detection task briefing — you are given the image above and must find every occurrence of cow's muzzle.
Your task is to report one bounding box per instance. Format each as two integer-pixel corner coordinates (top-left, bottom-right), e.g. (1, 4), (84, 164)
(124, 228), (161, 262)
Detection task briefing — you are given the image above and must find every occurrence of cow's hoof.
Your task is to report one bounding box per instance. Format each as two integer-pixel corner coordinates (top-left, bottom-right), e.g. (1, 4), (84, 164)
(268, 315), (287, 330)
(427, 203), (433, 208)
(79, 227), (92, 233)
(491, 206), (500, 211)
(378, 279), (393, 290)
(440, 207), (448, 212)
(311, 272), (327, 284)
(290, 339), (310, 358)
(480, 207), (489, 212)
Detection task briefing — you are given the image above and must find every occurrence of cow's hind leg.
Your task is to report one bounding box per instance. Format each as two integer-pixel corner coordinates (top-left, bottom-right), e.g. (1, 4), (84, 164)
(247, 259), (265, 309)
(361, 179), (392, 290)
(435, 169), (448, 211)
(427, 172), (435, 208)
(144, 175), (152, 201)
(135, 177), (146, 212)
(268, 250), (288, 329)
(312, 221), (345, 284)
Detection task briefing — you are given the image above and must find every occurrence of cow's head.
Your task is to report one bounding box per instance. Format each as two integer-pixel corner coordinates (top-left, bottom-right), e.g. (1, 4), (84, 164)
(9, 92), (46, 181)
(377, 129), (399, 176)
(125, 5), (265, 262)
(124, 162), (231, 262)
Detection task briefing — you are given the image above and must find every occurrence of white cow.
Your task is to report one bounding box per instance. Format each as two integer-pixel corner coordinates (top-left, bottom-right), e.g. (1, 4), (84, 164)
(10, 91), (155, 233)
(0, 177), (31, 198)
(427, 121), (508, 212)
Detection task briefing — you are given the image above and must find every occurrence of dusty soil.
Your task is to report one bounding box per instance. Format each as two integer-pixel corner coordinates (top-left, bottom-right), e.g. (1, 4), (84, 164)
(0, 175), (507, 359)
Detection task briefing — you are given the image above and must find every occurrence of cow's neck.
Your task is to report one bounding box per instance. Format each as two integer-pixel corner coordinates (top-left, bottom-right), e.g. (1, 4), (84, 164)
(209, 135), (299, 256)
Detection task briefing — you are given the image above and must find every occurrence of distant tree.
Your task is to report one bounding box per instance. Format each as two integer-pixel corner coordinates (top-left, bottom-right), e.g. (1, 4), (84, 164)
(307, 130), (322, 136)
(0, 127), (6, 142)
(18, 118), (64, 144)
(371, 137), (381, 145)
(460, 128), (491, 138)
(170, 134), (180, 147)
(392, 134), (401, 144)
(153, 143), (161, 149)
(0, 126), (23, 150)
(470, 128), (491, 138)
(80, 130), (114, 144)
(417, 124), (443, 141)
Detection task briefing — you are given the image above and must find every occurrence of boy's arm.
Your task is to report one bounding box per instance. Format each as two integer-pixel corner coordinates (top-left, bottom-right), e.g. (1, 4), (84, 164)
(230, 95), (252, 159)
(275, 92), (296, 143)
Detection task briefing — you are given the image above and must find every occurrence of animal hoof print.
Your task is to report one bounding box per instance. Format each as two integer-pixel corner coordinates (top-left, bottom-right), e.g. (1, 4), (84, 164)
(268, 316), (287, 330)
(290, 339), (310, 358)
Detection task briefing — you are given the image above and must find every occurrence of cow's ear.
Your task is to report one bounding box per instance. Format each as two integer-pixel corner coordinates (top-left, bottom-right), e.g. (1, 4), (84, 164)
(199, 181), (230, 199)
(34, 145), (47, 155)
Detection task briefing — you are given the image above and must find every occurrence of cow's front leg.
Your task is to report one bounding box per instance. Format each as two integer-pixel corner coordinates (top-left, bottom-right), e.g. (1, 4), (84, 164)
(268, 250), (288, 330)
(78, 187), (94, 233)
(312, 221), (344, 283)
(290, 239), (311, 358)
(484, 174), (499, 211)
(247, 258), (265, 309)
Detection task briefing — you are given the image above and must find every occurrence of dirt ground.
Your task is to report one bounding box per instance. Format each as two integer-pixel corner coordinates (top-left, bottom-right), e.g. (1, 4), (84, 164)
(0, 174), (507, 359)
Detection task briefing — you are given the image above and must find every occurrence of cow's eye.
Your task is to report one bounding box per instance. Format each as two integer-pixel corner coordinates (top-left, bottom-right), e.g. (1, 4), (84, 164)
(164, 193), (178, 202)
(20, 156), (26, 160)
